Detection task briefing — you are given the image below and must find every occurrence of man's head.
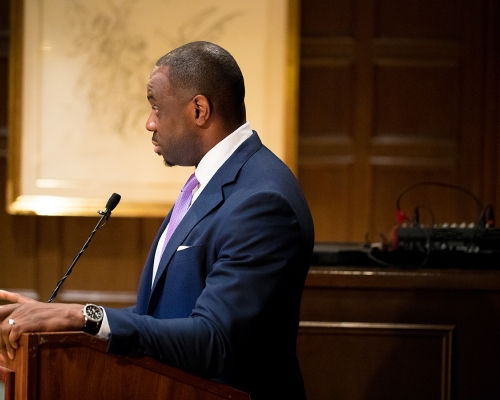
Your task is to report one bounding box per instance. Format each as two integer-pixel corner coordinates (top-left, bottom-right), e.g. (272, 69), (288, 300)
(146, 41), (246, 167)
(156, 41), (246, 124)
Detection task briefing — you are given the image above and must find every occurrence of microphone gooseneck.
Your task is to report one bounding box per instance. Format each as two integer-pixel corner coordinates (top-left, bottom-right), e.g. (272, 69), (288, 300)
(47, 193), (121, 303)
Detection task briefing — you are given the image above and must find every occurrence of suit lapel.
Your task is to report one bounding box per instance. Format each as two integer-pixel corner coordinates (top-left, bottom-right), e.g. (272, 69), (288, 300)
(146, 132), (262, 309)
(135, 214), (171, 314)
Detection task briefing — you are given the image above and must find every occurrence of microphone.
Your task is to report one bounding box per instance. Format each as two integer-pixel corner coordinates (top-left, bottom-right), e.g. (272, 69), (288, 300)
(102, 192), (121, 215)
(47, 193), (121, 303)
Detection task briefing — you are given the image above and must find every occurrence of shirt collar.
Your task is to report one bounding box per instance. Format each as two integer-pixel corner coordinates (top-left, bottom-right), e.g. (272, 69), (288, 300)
(194, 121), (253, 190)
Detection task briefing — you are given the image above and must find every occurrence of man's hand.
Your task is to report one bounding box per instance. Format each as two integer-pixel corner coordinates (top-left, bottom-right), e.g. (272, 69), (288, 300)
(0, 290), (84, 360)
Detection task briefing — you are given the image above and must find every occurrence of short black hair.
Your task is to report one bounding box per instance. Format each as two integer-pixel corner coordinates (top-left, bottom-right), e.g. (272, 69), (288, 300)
(156, 41), (245, 121)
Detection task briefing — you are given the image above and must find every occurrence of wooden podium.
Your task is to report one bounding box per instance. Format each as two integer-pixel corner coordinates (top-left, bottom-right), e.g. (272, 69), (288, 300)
(0, 332), (250, 400)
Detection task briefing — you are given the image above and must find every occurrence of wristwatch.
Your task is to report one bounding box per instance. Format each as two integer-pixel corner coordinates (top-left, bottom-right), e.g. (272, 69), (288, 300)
(82, 304), (104, 335)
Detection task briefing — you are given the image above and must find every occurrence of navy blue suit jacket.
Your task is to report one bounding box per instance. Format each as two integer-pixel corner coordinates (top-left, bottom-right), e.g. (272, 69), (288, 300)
(105, 132), (314, 399)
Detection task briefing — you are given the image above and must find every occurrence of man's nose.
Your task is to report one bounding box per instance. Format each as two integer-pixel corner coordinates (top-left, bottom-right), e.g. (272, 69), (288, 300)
(146, 110), (156, 131)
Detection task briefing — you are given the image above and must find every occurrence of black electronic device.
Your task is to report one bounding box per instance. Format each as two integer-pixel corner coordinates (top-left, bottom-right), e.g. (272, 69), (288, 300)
(394, 224), (500, 253)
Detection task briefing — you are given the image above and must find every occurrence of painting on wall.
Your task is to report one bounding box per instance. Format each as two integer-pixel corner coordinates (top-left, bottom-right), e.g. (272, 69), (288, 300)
(8, 0), (298, 216)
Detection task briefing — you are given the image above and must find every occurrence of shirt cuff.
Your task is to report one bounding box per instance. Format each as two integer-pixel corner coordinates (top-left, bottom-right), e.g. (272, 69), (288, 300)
(96, 308), (111, 340)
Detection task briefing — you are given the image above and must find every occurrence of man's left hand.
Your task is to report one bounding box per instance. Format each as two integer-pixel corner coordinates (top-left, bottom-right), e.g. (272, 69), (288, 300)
(0, 290), (84, 360)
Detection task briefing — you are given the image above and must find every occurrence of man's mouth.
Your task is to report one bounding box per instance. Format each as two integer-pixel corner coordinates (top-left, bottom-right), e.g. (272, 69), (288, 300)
(152, 137), (161, 154)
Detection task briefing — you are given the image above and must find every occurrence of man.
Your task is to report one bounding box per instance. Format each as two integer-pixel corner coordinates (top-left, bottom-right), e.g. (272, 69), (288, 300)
(0, 41), (314, 399)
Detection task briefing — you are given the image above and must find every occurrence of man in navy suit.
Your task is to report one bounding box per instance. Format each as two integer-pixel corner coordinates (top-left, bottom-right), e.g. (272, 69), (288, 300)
(0, 41), (314, 400)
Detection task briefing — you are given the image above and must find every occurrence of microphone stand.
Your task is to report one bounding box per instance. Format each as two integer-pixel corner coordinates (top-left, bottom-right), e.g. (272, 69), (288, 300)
(46, 208), (112, 303)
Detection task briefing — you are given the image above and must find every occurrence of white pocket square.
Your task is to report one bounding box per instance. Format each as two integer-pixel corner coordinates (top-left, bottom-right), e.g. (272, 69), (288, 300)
(177, 245), (191, 251)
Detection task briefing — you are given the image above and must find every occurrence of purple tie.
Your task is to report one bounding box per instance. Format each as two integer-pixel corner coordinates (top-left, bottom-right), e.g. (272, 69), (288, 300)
(162, 173), (199, 253)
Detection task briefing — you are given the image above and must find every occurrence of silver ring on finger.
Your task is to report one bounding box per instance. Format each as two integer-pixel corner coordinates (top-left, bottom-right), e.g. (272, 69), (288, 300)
(8, 319), (15, 326)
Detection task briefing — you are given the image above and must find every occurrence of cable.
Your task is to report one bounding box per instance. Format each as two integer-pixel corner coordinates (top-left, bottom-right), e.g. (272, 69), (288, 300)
(411, 205), (435, 267)
(395, 181), (484, 222)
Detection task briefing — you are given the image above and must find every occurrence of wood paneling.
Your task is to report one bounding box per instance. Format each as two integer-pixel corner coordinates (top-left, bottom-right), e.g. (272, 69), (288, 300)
(299, 267), (500, 399)
(297, 322), (453, 400)
(374, 62), (460, 138)
(0, 159), (38, 292)
(0, 57), (7, 130)
(299, 0), (497, 242)
(299, 163), (354, 240)
(376, 0), (462, 39)
(0, 0), (8, 156)
(301, 0), (355, 37)
(484, 0), (500, 210)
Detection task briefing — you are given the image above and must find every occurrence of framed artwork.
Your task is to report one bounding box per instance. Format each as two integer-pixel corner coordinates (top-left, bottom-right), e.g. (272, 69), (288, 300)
(8, 0), (299, 216)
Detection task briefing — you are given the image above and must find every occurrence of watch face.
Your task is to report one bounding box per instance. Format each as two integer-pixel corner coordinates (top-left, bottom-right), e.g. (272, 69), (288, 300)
(85, 305), (103, 322)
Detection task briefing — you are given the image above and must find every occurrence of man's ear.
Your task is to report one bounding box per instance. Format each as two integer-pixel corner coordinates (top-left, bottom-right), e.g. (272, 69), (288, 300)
(192, 94), (211, 127)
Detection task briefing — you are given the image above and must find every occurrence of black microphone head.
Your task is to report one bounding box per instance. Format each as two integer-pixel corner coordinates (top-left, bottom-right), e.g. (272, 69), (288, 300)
(105, 193), (121, 211)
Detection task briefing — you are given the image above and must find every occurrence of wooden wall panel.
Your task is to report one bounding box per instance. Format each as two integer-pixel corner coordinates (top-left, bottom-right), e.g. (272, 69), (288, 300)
(0, 56), (6, 129)
(374, 62), (460, 138)
(300, 268), (500, 399)
(53, 216), (161, 306)
(483, 0), (500, 208)
(0, 159), (37, 292)
(297, 322), (452, 400)
(301, 0), (355, 37)
(60, 217), (143, 291)
(0, 0), (8, 156)
(299, 63), (355, 137)
(299, 163), (354, 241)
(299, 0), (494, 242)
(36, 215), (64, 301)
(376, 0), (462, 39)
